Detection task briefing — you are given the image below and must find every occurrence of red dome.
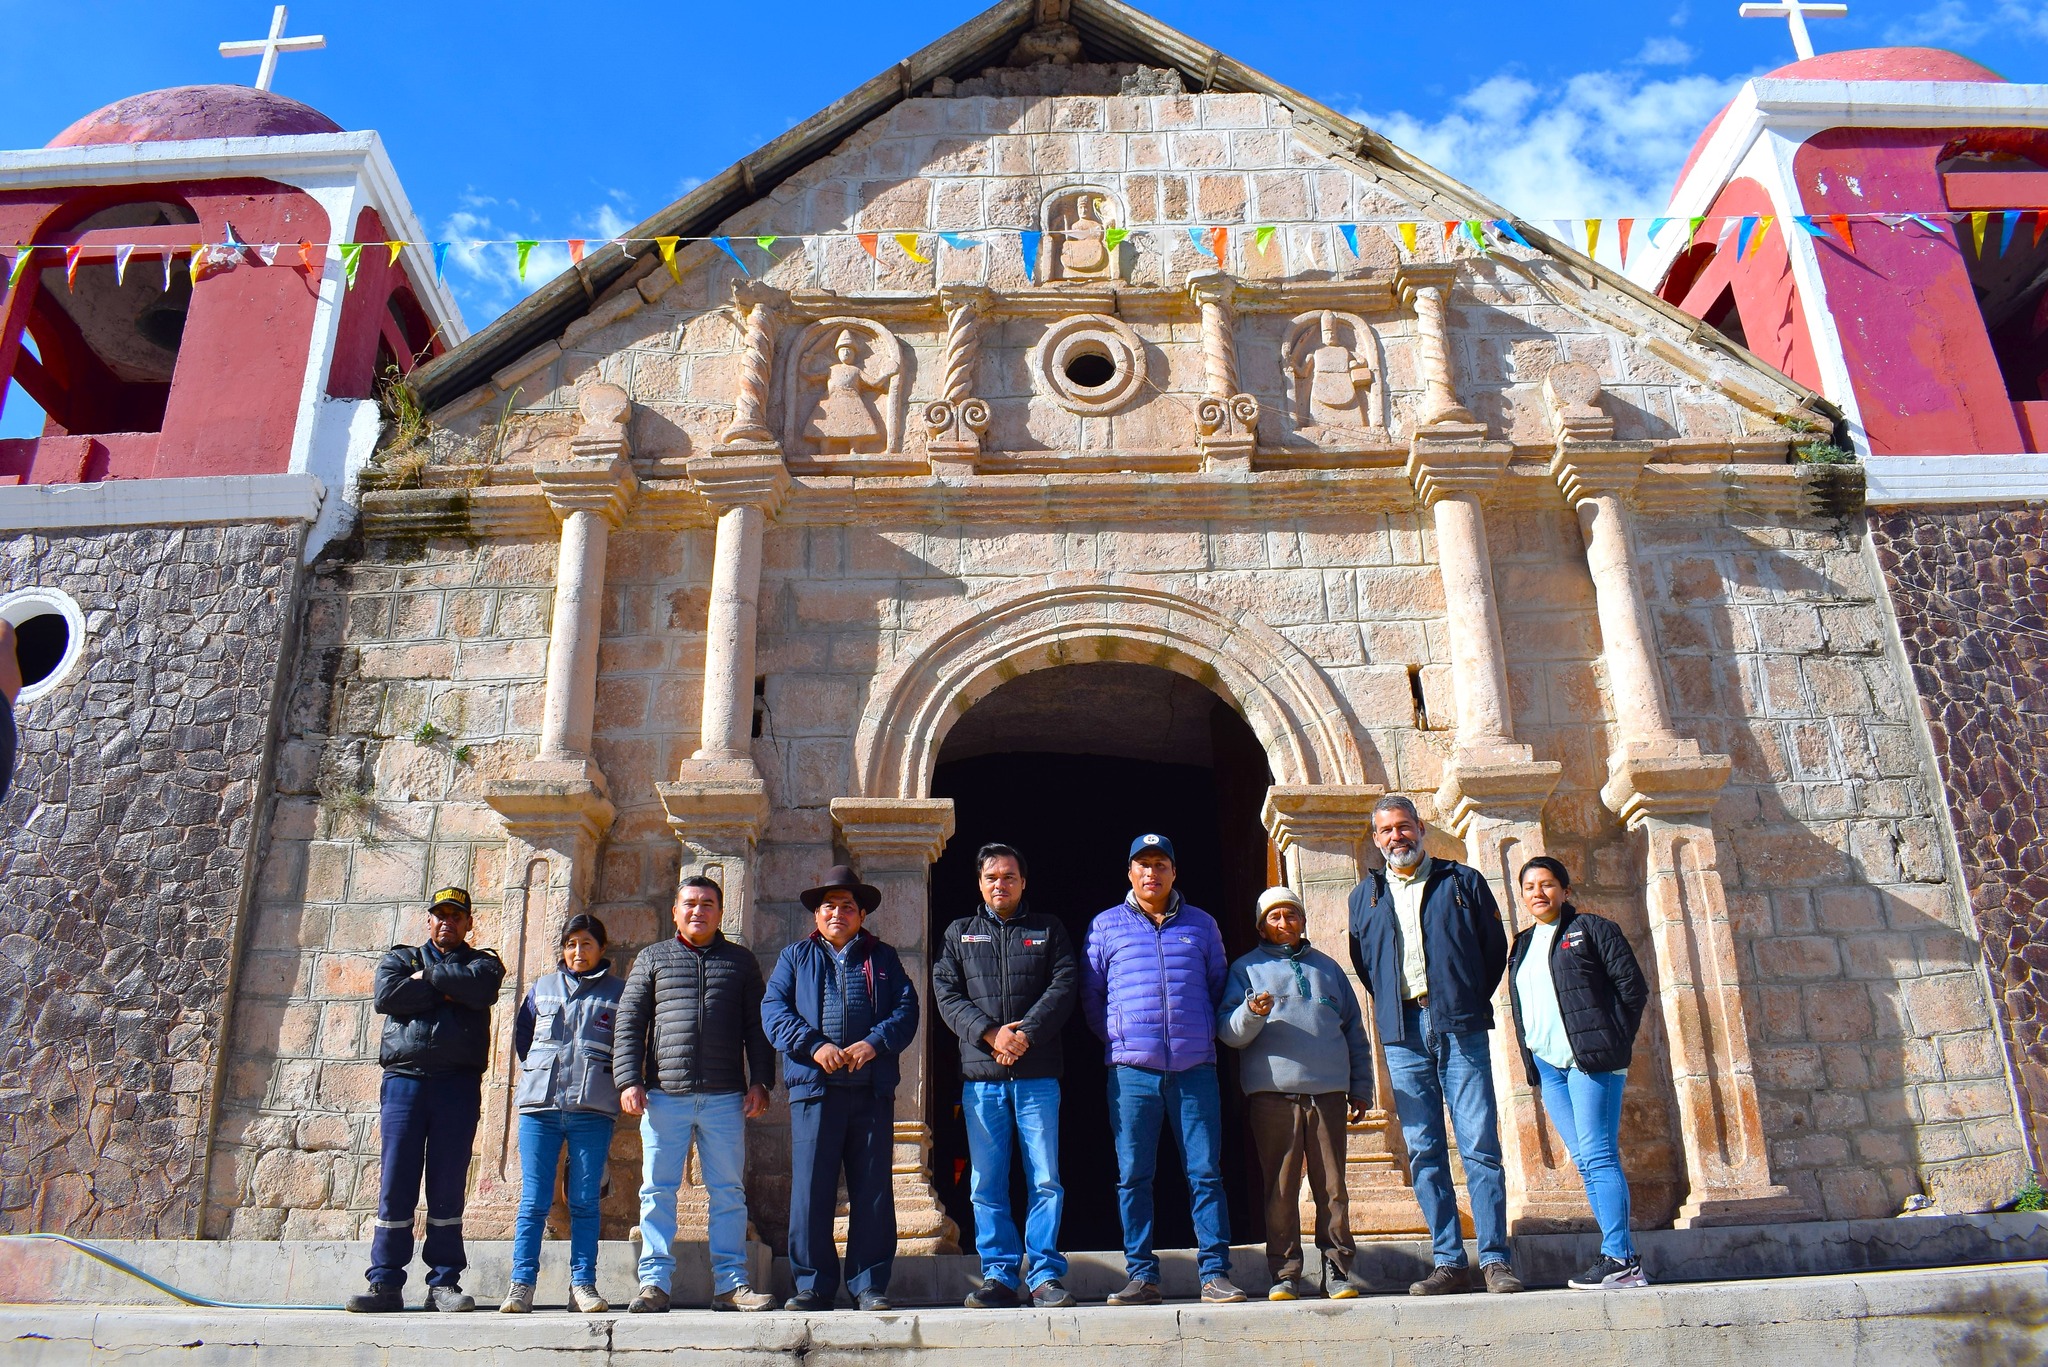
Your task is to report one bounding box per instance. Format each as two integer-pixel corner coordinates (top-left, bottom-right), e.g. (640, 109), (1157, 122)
(1674, 48), (2008, 191)
(49, 85), (341, 148)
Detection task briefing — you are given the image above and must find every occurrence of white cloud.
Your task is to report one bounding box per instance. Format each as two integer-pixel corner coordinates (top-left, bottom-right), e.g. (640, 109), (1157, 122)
(1885, 1), (2048, 46)
(436, 194), (638, 329)
(1635, 36), (1696, 65)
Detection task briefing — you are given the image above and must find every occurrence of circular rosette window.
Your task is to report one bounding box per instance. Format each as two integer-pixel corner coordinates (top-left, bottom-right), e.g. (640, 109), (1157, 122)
(1034, 313), (1147, 415)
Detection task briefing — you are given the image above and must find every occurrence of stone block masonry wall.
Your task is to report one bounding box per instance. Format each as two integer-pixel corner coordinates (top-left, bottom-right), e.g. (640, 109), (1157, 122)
(0, 522), (304, 1238)
(1870, 505), (2048, 1190)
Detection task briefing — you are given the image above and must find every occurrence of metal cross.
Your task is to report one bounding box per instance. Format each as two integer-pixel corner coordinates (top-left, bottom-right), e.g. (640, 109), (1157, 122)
(219, 6), (326, 92)
(1737, 0), (1848, 62)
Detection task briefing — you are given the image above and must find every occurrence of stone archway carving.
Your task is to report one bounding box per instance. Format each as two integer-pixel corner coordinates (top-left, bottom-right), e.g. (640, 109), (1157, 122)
(852, 573), (1370, 799)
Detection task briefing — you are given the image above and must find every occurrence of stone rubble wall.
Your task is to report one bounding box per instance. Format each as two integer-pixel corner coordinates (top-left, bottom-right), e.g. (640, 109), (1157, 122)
(0, 522), (304, 1238)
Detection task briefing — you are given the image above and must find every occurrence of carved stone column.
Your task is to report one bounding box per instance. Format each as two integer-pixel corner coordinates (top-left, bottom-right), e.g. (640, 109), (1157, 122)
(924, 285), (991, 472)
(1187, 268), (1259, 470)
(715, 282), (787, 456)
(475, 386), (637, 1229)
(828, 797), (961, 1255)
(1397, 265), (1481, 435)
(1550, 377), (1807, 1225)
(1262, 785), (1432, 1240)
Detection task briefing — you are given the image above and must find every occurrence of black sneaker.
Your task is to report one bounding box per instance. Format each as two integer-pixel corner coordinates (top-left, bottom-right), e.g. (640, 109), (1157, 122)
(1031, 1279), (1076, 1308)
(856, 1290), (893, 1312)
(1568, 1256), (1649, 1290)
(784, 1290), (835, 1312)
(347, 1285), (403, 1313)
(964, 1278), (1021, 1309)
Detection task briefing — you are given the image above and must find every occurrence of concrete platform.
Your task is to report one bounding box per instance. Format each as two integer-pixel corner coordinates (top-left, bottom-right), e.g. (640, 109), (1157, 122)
(3, 1263), (2045, 1365)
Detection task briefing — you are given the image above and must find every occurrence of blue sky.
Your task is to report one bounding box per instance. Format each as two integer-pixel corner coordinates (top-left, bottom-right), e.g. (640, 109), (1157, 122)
(3, 0), (2046, 438)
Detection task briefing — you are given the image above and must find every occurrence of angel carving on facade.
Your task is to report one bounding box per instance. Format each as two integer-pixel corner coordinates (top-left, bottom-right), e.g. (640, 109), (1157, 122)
(1282, 309), (1388, 441)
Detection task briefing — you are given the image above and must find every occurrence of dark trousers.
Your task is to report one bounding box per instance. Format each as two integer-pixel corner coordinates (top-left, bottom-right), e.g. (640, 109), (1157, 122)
(788, 1088), (895, 1300)
(1247, 1091), (1356, 1283)
(368, 1072), (482, 1289)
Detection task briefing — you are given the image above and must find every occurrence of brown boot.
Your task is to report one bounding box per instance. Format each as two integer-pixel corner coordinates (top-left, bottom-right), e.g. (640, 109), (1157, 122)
(1482, 1262), (1525, 1294)
(1408, 1264), (1472, 1296)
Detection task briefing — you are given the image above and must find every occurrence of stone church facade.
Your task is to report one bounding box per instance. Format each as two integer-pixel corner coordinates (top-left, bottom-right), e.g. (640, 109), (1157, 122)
(3, 2), (2029, 1253)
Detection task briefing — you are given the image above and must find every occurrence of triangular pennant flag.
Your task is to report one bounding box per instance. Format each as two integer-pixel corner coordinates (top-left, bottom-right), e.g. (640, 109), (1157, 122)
(1755, 216), (1774, 251)
(755, 235), (781, 257)
(1970, 211), (1989, 256)
(1617, 218), (1634, 266)
(432, 242), (450, 279)
(223, 222), (246, 250)
(1715, 218), (1741, 250)
(161, 249), (175, 290)
(6, 247), (31, 290)
(64, 244), (83, 291)
(1647, 217), (1673, 245)
(613, 236), (639, 259)
(1205, 225), (1228, 263)
(2000, 209), (2021, 256)
(1254, 224), (1277, 255)
(1187, 225), (1209, 257)
(114, 243), (134, 284)
(188, 243), (205, 285)
(1906, 214), (1948, 237)
(857, 232), (880, 260)
(1018, 229), (1040, 278)
(515, 240), (537, 281)
(937, 232), (973, 251)
(256, 243), (281, 266)
(1688, 216), (1706, 245)
(339, 242), (363, 289)
(1552, 219), (1572, 242)
(711, 236), (749, 275)
(1446, 221), (1463, 244)
(1735, 216), (1758, 261)
(1398, 223), (1418, 256)
(567, 238), (586, 264)
(1339, 223), (1359, 257)
(386, 240), (403, 267)
(1489, 219), (1533, 250)
(1828, 214), (1853, 252)
(1103, 226), (1129, 250)
(296, 240), (315, 270)
(894, 233), (931, 264)
(2035, 209), (2048, 249)
(656, 236), (682, 282)
(1464, 221), (1486, 251)
(1584, 220), (1601, 259)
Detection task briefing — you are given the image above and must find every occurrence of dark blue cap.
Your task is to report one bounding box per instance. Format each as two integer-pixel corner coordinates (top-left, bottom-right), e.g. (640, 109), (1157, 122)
(1128, 833), (1176, 863)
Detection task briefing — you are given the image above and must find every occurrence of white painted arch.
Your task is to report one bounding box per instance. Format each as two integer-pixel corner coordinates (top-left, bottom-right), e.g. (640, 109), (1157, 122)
(852, 574), (1370, 799)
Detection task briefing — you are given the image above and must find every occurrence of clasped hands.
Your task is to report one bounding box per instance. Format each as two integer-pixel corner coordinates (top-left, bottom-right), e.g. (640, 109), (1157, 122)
(980, 1021), (1031, 1066)
(812, 1039), (879, 1074)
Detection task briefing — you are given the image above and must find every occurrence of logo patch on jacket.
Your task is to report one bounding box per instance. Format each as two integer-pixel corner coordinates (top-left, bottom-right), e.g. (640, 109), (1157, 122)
(1023, 936), (1046, 947)
(961, 934), (993, 943)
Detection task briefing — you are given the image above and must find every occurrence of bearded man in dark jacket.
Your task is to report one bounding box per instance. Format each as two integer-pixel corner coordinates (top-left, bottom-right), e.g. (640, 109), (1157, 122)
(350, 887), (504, 1314)
(932, 843), (1078, 1310)
(612, 875), (775, 1313)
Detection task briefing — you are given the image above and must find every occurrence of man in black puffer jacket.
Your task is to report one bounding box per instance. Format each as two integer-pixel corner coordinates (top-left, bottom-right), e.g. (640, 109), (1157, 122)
(612, 876), (775, 1313)
(352, 886), (505, 1314)
(932, 843), (1079, 1310)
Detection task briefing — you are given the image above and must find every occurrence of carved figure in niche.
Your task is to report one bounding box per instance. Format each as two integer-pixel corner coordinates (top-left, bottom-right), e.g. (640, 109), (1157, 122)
(1281, 309), (1388, 442)
(1041, 187), (1123, 283)
(783, 318), (906, 459)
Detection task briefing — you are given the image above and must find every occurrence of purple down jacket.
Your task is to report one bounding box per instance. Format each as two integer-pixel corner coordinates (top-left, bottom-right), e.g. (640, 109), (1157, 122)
(1081, 894), (1229, 1072)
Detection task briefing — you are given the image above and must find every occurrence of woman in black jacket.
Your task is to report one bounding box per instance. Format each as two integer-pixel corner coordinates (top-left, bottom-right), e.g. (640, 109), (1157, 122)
(1507, 857), (1650, 1292)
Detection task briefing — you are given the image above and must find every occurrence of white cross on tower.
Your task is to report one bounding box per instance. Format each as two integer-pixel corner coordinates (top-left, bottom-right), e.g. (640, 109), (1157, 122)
(1738, 0), (1849, 61)
(219, 6), (326, 92)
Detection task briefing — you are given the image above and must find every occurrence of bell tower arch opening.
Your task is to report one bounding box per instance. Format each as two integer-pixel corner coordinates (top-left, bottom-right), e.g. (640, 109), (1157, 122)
(924, 661), (1276, 1257)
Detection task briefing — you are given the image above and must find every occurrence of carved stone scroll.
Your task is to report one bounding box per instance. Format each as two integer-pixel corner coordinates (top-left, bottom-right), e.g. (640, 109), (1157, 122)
(1187, 268), (1259, 470)
(924, 286), (991, 471)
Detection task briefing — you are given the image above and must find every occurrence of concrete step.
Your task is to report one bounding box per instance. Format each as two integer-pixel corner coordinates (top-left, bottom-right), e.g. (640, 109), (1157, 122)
(2, 1263), (2044, 1365)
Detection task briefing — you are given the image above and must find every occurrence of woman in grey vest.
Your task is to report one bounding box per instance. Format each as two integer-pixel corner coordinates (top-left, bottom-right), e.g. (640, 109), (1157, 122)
(501, 914), (624, 1313)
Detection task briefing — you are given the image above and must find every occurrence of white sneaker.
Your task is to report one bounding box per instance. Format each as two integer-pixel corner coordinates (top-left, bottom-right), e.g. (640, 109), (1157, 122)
(499, 1283), (534, 1314)
(570, 1284), (609, 1313)
(1568, 1256), (1649, 1290)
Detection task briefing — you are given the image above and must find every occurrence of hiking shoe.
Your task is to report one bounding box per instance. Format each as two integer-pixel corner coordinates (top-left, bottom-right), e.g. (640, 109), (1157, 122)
(1200, 1277), (1248, 1304)
(347, 1285), (403, 1313)
(570, 1284), (609, 1313)
(1328, 1277), (1365, 1300)
(628, 1284), (670, 1313)
(856, 1290), (893, 1312)
(1106, 1278), (1161, 1306)
(1031, 1279), (1076, 1308)
(1267, 1276), (1317, 1301)
(711, 1285), (776, 1312)
(785, 1290), (834, 1312)
(1568, 1256), (1649, 1290)
(965, 1278), (1021, 1309)
(1482, 1262), (1525, 1294)
(499, 1283), (534, 1314)
(425, 1286), (475, 1312)
(1408, 1264), (1472, 1296)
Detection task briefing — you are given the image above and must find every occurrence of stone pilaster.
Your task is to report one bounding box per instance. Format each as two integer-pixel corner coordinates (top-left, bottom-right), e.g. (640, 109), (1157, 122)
(1187, 268), (1259, 470)
(1262, 785), (1431, 1239)
(829, 797), (961, 1255)
(924, 285), (991, 471)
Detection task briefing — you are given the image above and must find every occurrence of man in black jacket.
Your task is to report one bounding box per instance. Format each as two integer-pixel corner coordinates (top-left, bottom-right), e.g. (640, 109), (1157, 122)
(612, 875), (775, 1313)
(932, 844), (1078, 1310)
(1346, 796), (1522, 1297)
(350, 886), (505, 1313)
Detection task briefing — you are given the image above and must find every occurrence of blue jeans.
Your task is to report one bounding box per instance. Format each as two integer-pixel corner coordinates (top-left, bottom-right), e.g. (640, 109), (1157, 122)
(511, 1110), (616, 1287)
(1107, 1064), (1232, 1284)
(1533, 1058), (1635, 1261)
(1383, 1001), (1510, 1268)
(368, 1072), (481, 1289)
(963, 1078), (1067, 1290)
(638, 1090), (749, 1294)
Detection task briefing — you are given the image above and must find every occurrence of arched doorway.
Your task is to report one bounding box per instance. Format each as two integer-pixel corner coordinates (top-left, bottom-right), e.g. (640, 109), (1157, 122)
(924, 661), (1276, 1255)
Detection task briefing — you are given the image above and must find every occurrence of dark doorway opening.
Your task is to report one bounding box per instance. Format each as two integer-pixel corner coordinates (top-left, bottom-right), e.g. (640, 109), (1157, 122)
(926, 662), (1275, 1257)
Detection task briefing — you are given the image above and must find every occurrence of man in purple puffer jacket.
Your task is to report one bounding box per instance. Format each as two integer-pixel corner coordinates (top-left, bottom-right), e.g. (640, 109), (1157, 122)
(1082, 834), (1246, 1306)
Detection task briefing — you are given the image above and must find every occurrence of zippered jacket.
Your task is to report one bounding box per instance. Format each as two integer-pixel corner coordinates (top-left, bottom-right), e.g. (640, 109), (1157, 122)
(1346, 859), (1507, 1047)
(1219, 940), (1374, 1103)
(1507, 905), (1649, 1084)
(932, 903), (1078, 1082)
(513, 961), (626, 1114)
(762, 931), (919, 1101)
(612, 934), (775, 1096)
(374, 940), (506, 1077)
(1081, 894), (1228, 1072)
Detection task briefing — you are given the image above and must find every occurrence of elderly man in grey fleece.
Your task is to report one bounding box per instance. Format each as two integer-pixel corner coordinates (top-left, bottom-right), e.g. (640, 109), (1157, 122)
(1219, 886), (1376, 1300)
